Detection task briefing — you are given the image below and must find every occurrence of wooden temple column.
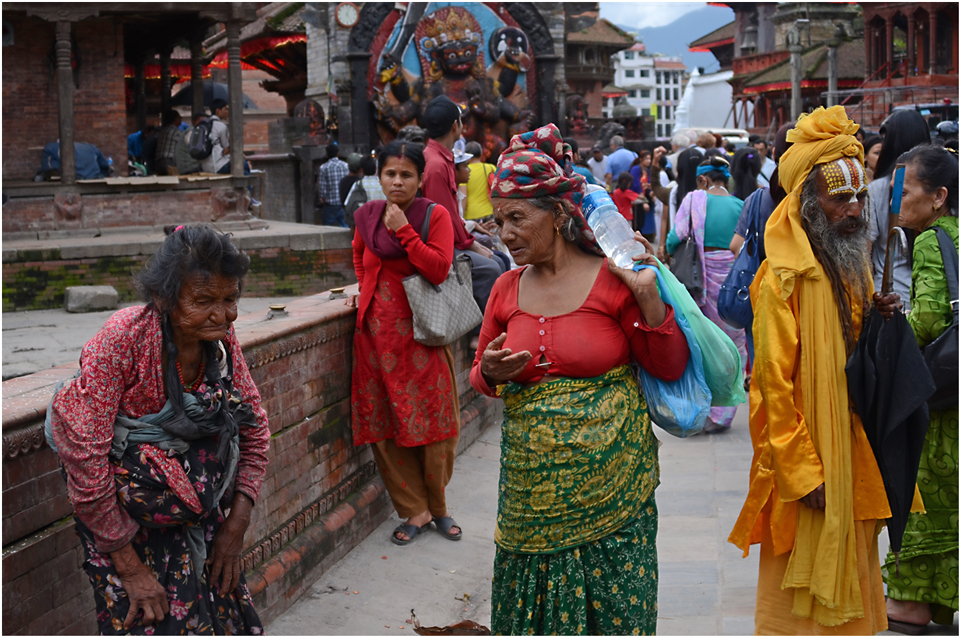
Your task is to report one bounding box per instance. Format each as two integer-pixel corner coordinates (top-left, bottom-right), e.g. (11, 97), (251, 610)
(886, 16), (895, 76)
(865, 23), (873, 76)
(929, 11), (938, 75)
(160, 48), (172, 116)
(190, 36), (205, 120)
(906, 12), (916, 76)
(55, 20), (76, 184)
(226, 18), (245, 178)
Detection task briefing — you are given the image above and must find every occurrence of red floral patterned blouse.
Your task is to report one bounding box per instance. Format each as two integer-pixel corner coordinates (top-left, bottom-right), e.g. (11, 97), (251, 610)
(50, 305), (270, 553)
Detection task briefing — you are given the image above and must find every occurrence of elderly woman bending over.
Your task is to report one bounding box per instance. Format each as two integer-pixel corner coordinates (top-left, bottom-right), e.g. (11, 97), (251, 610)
(469, 124), (690, 635)
(47, 226), (270, 634)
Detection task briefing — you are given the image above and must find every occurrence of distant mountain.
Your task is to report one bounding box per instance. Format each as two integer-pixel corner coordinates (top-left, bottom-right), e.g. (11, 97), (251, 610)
(614, 4), (735, 73)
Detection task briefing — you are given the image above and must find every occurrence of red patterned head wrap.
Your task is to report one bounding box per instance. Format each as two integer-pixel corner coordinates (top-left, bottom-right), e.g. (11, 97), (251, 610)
(491, 123), (602, 255)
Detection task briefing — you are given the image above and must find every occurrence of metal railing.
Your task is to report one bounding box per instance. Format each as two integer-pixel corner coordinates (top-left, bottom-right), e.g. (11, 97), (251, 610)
(821, 84), (958, 128)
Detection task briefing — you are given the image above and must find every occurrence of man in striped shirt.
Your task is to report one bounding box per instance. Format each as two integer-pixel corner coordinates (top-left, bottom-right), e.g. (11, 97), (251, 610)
(317, 142), (349, 227)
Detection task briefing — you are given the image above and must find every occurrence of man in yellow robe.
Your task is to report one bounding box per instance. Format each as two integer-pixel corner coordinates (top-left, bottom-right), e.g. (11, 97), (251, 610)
(728, 106), (903, 635)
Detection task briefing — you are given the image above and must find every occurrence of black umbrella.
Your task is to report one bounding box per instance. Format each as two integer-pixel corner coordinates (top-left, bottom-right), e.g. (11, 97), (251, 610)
(169, 81), (258, 110)
(845, 308), (935, 568)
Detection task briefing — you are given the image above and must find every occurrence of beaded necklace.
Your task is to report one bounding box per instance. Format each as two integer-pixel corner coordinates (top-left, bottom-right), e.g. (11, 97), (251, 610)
(176, 360), (206, 392)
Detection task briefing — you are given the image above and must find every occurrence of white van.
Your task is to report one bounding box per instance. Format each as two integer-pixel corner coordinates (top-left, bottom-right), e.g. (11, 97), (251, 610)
(674, 127), (751, 148)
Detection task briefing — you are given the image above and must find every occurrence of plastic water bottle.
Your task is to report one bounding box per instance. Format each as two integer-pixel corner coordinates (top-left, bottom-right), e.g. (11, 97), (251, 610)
(582, 184), (645, 268)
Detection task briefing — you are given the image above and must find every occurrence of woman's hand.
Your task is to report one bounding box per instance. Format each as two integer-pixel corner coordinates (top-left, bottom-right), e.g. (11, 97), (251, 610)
(472, 222), (492, 236)
(382, 202), (409, 233)
(469, 241), (495, 259)
(208, 492), (253, 595)
(873, 291), (902, 320)
(344, 294), (359, 308)
(110, 543), (169, 629)
(481, 333), (533, 386)
(607, 233), (667, 327)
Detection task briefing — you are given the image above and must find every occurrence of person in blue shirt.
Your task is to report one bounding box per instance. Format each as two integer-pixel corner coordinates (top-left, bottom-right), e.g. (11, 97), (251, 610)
(607, 135), (638, 181)
(39, 141), (111, 180)
(127, 126), (156, 163)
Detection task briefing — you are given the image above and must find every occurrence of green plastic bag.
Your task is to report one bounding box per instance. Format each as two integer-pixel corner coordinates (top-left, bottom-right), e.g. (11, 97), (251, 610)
(654, 258), (746, 407)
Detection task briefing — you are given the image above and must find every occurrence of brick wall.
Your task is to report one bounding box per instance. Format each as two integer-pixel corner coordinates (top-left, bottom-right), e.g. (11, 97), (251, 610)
(2, 14), (127, 182)
(1, 290), (500, 634)
(2, 243), (356, 312)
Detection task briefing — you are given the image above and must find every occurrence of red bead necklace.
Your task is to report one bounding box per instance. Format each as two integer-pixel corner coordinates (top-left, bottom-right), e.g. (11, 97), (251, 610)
(176, 359), (206, 392)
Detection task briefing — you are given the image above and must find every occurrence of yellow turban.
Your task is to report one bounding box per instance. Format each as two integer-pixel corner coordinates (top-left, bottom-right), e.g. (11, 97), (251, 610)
(764, 106), (864, 298)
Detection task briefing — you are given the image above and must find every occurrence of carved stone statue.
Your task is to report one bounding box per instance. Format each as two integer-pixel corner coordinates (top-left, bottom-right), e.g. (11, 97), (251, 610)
(371, 5), (535, 162)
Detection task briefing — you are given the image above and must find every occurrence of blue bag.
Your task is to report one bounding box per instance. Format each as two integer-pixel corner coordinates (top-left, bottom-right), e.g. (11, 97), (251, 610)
(633, 264), (712, 437)
(718, 189), (767, 331)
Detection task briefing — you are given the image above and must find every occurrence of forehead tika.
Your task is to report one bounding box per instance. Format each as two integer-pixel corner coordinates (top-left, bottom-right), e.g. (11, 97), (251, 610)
(821, 157), (867, 202)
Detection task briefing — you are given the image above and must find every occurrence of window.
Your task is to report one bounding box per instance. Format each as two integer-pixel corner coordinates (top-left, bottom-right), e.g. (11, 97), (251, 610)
(664, 123), (672, 137)
(625, 69), (635, 78)
(656, 71), (662, 84)
(628, 90), (637, 98)
(657, 123), (663, 137)
(663, 105), (670, 120)
(624, 51), (634, 60)
(640, 69), (650, 78)
(673, 88), (679, 101)
(656, 88), (662, 101)
(641, 108), (651, 116)
(640, 89), (650, 98)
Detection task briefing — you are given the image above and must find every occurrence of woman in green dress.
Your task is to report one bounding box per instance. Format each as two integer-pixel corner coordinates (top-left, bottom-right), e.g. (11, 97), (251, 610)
(469, 124), (691, 635)
(883, 143), (959, 633)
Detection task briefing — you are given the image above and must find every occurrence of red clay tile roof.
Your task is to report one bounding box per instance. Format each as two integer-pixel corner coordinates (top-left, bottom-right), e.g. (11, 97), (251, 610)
(654, 59), (687, 70)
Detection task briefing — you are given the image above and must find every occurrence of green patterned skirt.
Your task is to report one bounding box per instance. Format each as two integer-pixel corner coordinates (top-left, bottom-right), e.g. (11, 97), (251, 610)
(492, 367), (660, 635)
(883, 407), (959, 625)
(492, 500), (659, 636)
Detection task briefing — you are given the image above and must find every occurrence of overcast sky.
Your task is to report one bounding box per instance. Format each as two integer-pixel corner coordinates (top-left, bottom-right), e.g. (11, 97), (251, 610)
(599, 1), (707, 30)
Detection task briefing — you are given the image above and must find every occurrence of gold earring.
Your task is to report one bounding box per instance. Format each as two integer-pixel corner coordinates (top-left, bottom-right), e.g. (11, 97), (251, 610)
(555, 225), (561, 236)
(935, 204), (942, 212)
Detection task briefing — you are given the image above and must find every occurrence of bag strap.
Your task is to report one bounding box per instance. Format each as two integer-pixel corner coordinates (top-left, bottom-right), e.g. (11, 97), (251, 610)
(419, 203), (436, 243)
(932, 225), (958, 321)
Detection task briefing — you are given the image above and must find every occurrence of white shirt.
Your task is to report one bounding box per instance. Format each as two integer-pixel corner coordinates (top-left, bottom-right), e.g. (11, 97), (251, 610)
(757, 156), (776, 188)
(199, 115), (230, 173)
(587, 156), (609, 183)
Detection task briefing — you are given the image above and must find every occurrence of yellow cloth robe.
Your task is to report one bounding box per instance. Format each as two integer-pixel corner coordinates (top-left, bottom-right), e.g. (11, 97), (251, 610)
(728, 106), (913, 629)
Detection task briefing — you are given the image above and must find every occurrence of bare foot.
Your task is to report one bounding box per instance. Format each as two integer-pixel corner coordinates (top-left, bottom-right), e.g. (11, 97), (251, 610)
(394, 510), (432, 542)
(887, 598), (932, 626)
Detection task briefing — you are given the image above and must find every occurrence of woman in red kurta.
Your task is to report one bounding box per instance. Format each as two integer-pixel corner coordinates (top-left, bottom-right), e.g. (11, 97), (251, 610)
(349, 141), (462, 545)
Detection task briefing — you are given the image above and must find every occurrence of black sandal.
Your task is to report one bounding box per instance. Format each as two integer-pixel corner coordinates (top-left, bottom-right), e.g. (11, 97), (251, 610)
(432, 516), (462, 541)
(391, 522), (428, 546)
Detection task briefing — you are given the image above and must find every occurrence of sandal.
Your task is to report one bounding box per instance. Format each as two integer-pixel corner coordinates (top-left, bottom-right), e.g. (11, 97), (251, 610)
(390, 522), (428, 546)
(432, 516), (462, 541)
(886, 619), (929, 635)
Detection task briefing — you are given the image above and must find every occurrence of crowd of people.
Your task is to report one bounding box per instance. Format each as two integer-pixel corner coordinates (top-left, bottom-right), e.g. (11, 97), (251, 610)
(43, 94), (957, 636)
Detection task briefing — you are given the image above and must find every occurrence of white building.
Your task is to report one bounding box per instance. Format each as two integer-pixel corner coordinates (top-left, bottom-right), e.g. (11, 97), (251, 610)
(653, 58), (686, 139)
(605, 42), (655, 118)
(608, 41), (687, 139)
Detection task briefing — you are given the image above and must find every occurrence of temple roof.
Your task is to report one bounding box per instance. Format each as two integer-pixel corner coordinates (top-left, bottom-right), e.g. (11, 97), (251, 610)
(743, 38), (865, 93)
(567, 18), (635, 47)
(689, 20), (735, 52)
